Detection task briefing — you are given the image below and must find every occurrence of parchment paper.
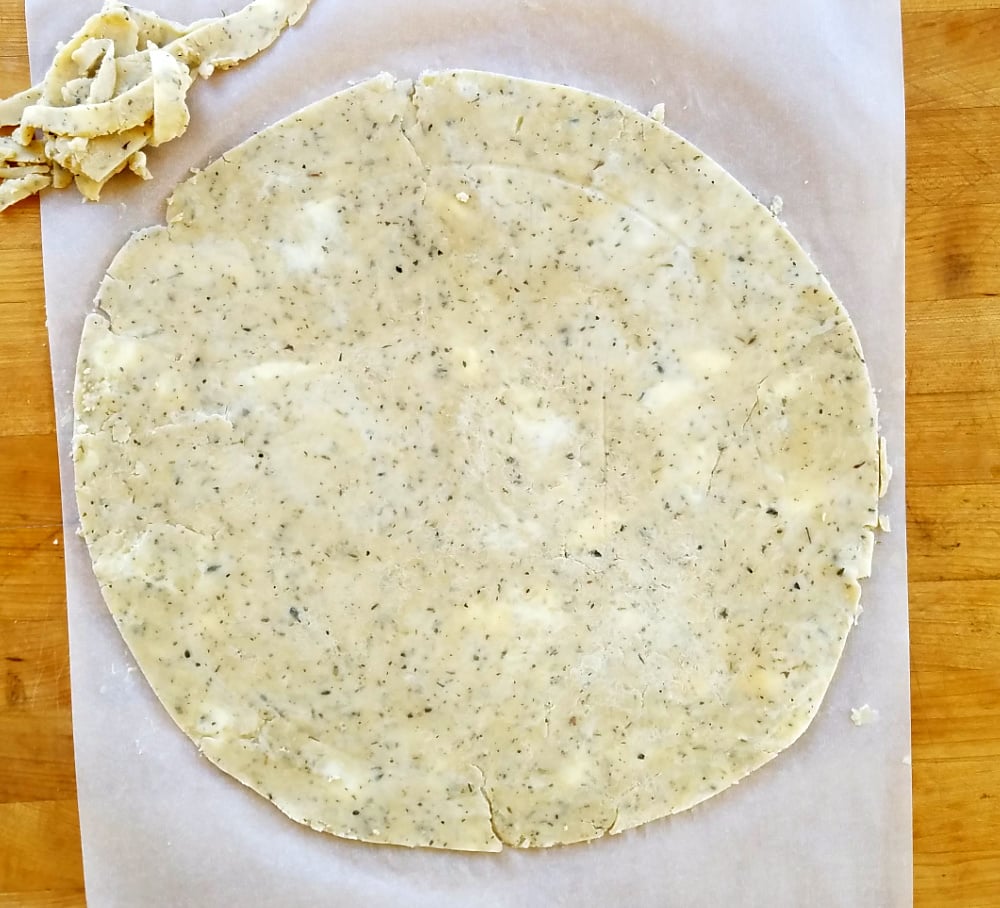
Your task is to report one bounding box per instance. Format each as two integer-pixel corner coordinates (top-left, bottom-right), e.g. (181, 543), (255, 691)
(26, 1), (911, 904)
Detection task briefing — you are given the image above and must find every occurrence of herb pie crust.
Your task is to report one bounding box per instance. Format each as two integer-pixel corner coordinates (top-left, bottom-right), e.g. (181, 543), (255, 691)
(74, 70), (880, 851)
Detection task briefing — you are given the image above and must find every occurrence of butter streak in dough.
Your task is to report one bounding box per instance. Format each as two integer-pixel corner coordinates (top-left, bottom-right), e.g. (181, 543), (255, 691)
(73, 71), (880, 851)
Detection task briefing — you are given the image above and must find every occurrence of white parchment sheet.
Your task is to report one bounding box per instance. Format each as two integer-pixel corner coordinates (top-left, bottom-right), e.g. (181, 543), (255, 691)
(25, 0), (911, 904)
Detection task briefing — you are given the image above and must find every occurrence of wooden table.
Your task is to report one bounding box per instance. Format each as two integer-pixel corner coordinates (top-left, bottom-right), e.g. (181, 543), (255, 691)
(2, 3), (998, 905)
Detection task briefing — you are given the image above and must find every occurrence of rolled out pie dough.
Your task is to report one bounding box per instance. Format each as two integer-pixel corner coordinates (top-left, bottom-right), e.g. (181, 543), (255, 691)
(73, 70), (880, 851)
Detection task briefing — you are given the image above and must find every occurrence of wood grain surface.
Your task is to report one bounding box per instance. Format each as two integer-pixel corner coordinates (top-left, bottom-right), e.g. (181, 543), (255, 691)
(1, 2), (998, 905)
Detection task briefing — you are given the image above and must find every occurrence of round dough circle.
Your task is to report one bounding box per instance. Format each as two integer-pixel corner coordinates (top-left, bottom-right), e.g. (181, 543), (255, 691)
(73, 70), (879, 851)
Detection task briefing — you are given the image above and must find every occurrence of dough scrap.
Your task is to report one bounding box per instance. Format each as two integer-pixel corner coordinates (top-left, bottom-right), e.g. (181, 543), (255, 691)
(74, 71), (881, 851)
(850, 704), (880, 726)
(0, 0), (310, 211)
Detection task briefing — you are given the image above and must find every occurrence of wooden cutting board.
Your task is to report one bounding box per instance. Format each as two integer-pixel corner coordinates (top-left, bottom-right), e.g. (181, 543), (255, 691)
(1, 2), (998, 904)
